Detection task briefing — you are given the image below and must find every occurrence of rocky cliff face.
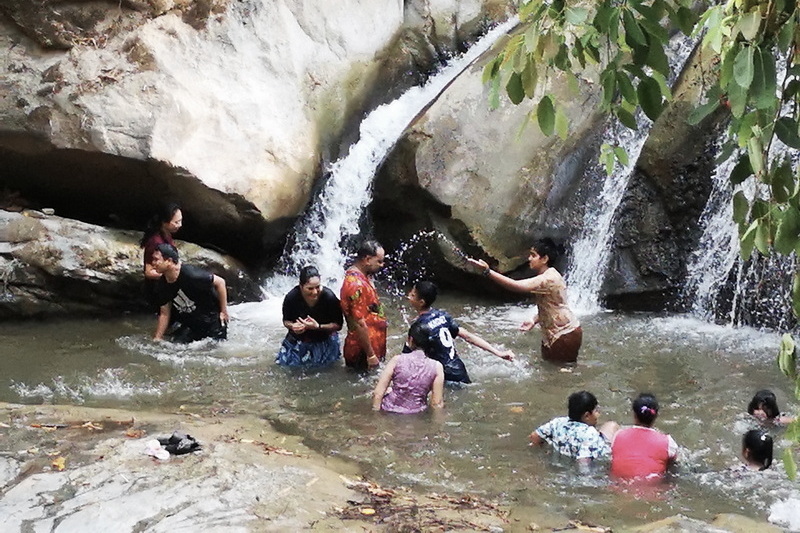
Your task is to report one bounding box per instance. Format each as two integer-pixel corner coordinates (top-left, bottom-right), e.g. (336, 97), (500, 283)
(1, 0), (513, 264)
(0, 209), (259, 318)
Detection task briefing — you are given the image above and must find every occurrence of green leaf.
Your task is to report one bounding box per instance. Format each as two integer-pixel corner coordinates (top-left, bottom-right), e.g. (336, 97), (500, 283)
(593, 1), (613, 33)
(733, 46), (755, 89)
(488, 75), (501, 110)
(555, 105), (569, 140)
(784, 448), (798, 481)
(637, 76), (664, 121)
(613, 146), (629, 167)
(786, 79), (800, 100)
(566, 6), (589, 25)
(751, 47), (778, 110)
(775, 207), (800, 254)
(740, 220), (757, 260)
(794, 272), (800, 323)
(524, 23), (539, 53)
(737, 10), (761, 41)
(716, 140), (736, 164)
(772, 160), (795, 202)
(754, 219), (771, 256)
(747, 136), (765, 177)
(616, 71), (637, 105)
(554, 43), (571, 71)
(730, 156), (753, 185)
(601, 68), (617, 108)
(521, 62), (538, 99)
(600, 143), (615, 175)
(752, 198), (770, 219)
(675, 6), (698, 35)
(720, 43), (739, 90)
(616, 107), (638, 130)
(688, 99), (720, 126)
(727, 82), (748, 119)
(506, 73), (525, 105)
(482, 56), (500, 84)
(732, 190), (749, 225)
(623, 9), (647, 47)
(778, 333), (797, 377)
(537, 95), (555, 136)
(646, 38), (670, 78)
(776, 117), (800, 149)
(777, 13), (796, 53)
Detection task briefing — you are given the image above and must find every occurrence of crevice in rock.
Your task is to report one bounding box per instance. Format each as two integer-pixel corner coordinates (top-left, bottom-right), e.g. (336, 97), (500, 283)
(0, 132), (285, 267)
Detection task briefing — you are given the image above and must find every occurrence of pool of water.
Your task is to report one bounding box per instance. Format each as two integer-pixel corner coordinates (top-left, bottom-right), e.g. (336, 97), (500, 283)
(1, 291), (798, 529)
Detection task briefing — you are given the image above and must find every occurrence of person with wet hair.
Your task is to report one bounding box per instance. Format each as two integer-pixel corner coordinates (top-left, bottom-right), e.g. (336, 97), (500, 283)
(742, 429), (773, 470)
(404, 280), (514, 383)
(466, 238), (582, 364)
(140, 202), (182, 306)
(747, 389), (795, 425)
(610, 393), (678, 480)
(372, 321), (444, 414)
(529, 390), (618, 461)
(277, 265), (343, 368)
(151, 243), (229, 343)
(340, 239), (387, 370)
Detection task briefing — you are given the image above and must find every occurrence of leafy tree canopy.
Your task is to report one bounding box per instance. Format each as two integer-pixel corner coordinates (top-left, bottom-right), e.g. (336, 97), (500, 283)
(485, 0), (800, 474)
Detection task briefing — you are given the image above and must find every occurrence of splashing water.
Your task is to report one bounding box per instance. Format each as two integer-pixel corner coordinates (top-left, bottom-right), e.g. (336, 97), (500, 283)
(566, 35), (698, 313)
(264, 18), (519, 298)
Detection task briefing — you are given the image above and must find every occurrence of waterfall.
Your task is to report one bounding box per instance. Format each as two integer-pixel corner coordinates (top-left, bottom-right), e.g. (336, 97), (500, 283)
(566, 35), (697, 313)
(685, 142), (799, 329)
(262, 17), (519, 296)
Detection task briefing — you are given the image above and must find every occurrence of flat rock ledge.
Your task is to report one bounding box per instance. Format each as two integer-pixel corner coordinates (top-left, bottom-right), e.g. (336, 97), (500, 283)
(0, 403), (782, 532)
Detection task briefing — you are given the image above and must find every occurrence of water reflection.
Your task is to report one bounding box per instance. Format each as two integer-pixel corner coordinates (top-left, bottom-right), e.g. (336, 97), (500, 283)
(0, 295), (797, 528)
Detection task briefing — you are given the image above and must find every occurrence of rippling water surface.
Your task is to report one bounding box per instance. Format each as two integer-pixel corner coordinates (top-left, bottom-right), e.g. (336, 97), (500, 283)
(2, 292), (798, 528)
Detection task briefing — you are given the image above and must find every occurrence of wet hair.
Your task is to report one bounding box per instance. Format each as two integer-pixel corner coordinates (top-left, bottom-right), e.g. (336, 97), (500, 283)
(568, 390), (598, 422)
(299, 265), (320, 286)
(355, 239), (383, 260)
(139, 202), (181, 247)
(414, 281), (438, 308)
(156, 243), (180, 263)
(632, 393), (659, 426)
(747, 389), (780, 419)
(408, 321), (432, 351)
(743, 429), (773, 470)
(531, 238), (563, 267)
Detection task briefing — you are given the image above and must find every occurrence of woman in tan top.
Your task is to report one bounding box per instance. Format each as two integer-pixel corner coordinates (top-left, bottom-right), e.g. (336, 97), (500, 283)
(466, 238), (582, 363)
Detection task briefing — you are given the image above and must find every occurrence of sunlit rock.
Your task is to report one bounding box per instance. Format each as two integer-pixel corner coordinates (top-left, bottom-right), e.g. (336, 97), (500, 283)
(0, 0), (512, 264)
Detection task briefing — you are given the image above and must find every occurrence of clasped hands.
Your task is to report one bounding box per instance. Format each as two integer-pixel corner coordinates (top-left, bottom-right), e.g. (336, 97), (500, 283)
(289, 316), (319, 334)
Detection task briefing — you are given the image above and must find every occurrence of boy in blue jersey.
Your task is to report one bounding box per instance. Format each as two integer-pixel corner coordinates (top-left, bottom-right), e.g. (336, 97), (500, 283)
(404, 281), (514, 383)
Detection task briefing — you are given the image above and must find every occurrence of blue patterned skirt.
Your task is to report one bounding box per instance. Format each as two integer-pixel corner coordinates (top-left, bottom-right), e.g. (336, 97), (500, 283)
(276, 333), (341, 368)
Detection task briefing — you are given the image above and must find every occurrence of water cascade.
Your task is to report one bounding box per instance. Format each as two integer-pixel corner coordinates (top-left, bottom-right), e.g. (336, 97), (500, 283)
(566, 36), (697, 313)
(265, 18), (518, 296)
(685, 143), (799, 329)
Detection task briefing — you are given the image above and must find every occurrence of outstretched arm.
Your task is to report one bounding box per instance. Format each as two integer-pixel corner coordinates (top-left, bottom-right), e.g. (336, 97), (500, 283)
(464, 258), (542, 294)
(458, 328), (514, 361)
(372, 357), (399, 410)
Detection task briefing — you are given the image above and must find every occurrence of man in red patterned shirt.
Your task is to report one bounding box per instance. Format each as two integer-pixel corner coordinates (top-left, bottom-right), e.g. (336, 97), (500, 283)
(340, 240), (387, 370)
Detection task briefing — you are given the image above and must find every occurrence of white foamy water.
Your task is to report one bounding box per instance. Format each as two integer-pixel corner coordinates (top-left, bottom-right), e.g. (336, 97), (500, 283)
(566, 35), (697, 313)
(267, 18), (519, 298)
(11, 369), (163, 403)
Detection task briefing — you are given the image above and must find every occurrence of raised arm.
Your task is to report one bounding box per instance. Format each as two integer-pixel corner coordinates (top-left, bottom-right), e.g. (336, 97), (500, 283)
(464, 258), (543, 294)
(458, 328), (514, 361)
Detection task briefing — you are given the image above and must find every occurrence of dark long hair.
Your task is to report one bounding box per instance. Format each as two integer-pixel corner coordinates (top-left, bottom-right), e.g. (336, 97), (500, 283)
(531, 237), (564, 267)
(743, 429), (773, 470)
(140, 203), (181, 247)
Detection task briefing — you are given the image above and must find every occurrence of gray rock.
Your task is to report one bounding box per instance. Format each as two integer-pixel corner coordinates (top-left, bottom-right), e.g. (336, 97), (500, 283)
(0, 209), (260, 317)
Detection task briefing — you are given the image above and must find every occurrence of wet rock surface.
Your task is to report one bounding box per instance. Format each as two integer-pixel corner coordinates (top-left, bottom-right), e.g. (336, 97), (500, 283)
(0, 209), (260, 318)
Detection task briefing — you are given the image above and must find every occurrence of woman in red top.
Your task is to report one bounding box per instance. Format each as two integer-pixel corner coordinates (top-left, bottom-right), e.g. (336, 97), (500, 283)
(140, 203), (182, 306)
(611, 393), (678, 480)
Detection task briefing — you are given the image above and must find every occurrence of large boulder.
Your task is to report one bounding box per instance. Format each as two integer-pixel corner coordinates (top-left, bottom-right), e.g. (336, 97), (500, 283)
(0, 0), (514, 265)
(373, 33), (606, 289)
(0, 209), (259, 318)
(603, 41), (729, 310)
